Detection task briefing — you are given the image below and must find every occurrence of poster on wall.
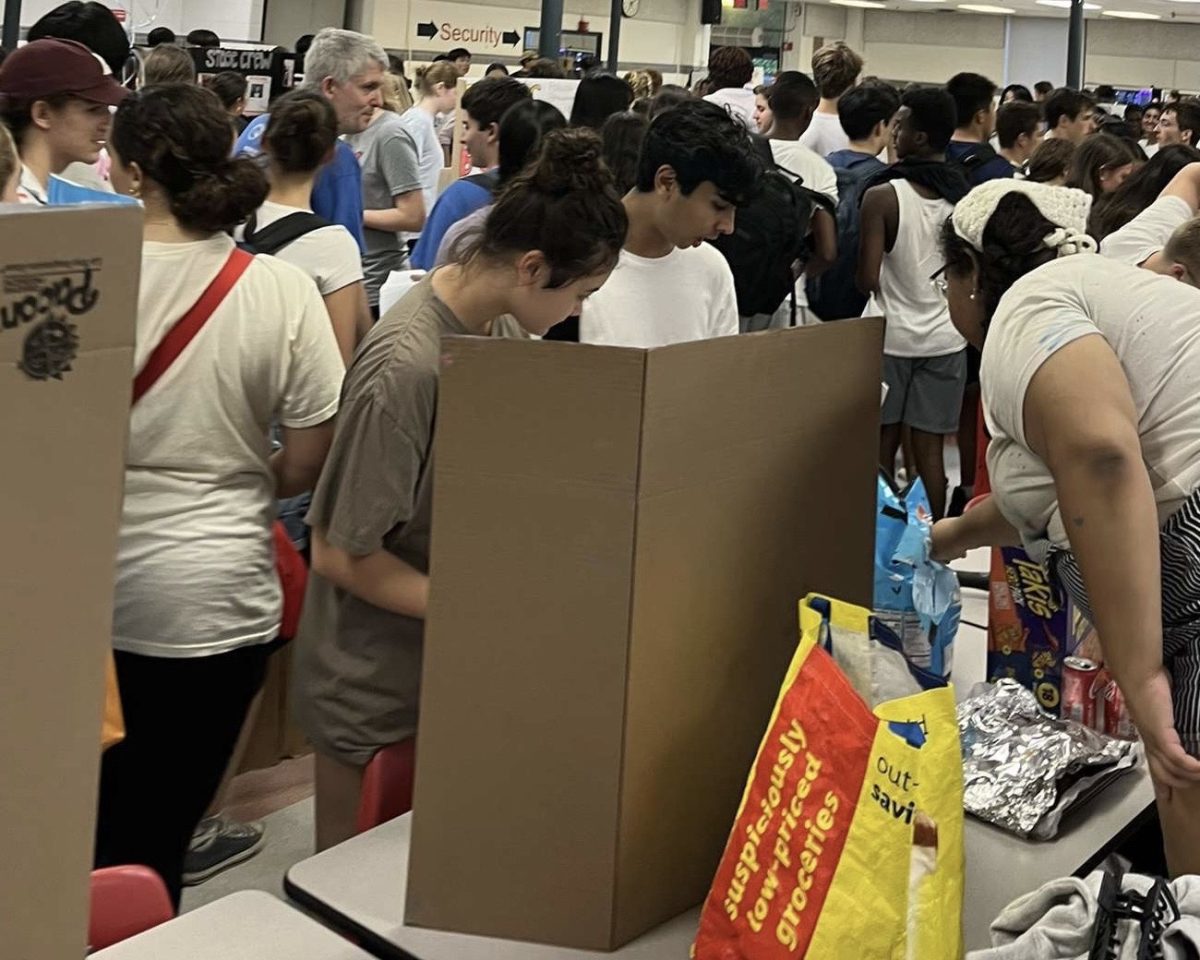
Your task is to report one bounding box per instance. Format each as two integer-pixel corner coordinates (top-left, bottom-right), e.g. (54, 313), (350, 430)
(244, 75), (272, 113)
(518, 78), (580, 119)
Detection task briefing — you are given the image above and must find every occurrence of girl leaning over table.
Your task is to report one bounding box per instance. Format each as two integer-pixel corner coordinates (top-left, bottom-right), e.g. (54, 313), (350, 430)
(932, 179), (1200, 874)
(292, 128), (629, 850)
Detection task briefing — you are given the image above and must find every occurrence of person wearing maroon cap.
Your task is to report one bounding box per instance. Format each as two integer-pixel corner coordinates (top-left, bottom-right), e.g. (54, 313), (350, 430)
(0, 38), (127, 204)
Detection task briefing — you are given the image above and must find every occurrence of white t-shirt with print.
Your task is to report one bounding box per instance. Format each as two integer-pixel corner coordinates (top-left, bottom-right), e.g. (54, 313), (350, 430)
(1099, 194), (1192, 267)
(580, 243), (740, 347)
(798, 111), (850, 158)
(983, 254), (1200, 559)
(237, 200), (363, 296)
(115, 235), (345, 658)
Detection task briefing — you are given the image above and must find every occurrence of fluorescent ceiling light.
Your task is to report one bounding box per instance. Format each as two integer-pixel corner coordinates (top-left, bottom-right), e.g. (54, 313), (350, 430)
(958, 3), (1016, 10)
(831, 0), (887, 7)
(1101, 8), (1160, 15)
(1037, 0), (1102, 8)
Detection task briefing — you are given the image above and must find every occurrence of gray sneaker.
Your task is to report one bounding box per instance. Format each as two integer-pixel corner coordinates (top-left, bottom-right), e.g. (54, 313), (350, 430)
(182, 816), (266, 886)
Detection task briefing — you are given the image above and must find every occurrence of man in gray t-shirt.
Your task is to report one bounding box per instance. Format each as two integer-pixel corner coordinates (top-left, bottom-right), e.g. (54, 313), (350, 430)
(347, 111), (425, 310)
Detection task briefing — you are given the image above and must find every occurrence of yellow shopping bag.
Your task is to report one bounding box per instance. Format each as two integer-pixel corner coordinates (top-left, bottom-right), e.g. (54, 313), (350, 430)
(102, 653), (125, 751)
(693, 595), (964, 960)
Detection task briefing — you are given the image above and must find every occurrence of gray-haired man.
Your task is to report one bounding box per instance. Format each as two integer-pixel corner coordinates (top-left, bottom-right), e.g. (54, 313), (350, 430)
(235, 27), (388, 251)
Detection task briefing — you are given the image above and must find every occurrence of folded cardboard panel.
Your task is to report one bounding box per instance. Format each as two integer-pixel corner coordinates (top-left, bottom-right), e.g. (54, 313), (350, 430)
(0, 205), (141, 958)
(408, 319), (883, 951)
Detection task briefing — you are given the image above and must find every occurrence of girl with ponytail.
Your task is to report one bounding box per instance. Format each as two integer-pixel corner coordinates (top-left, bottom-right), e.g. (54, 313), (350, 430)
(98, 82), (346, 902)
(400, 60), (459, 240)
(294, 127), (627, 850)
(935, 179), (1200, 876)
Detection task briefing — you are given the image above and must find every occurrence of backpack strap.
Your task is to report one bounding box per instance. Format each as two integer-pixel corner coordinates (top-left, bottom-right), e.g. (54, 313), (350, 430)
(956, 141), (1001, 172)
(463, 170), (499, 194)
(132, 248), (254, 405)
(242, 211), (331, 256)
(749, 133), (777, 170)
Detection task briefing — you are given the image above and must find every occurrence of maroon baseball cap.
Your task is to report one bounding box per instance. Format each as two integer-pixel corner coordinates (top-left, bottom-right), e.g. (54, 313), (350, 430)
(0, 38), (129, 105)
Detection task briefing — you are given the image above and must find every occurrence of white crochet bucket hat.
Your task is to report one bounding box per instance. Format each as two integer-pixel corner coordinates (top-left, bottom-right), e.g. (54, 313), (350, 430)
(951, 179), (1097, 257)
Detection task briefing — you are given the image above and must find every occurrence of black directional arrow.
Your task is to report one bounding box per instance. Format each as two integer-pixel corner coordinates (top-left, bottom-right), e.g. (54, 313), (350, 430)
(502, 29), (520, 45)
(416, 20), (437, 38)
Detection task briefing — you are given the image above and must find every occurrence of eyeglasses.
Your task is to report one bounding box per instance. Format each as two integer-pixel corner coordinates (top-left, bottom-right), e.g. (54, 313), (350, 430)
(930, 265), (949, 300)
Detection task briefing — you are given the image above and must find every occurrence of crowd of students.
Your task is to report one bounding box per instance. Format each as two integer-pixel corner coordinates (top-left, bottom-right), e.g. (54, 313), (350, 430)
(4, 0), (1200, 902)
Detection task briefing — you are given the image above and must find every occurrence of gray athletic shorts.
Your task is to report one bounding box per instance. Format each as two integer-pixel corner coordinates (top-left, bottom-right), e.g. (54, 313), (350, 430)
(881, 350), (968, 434)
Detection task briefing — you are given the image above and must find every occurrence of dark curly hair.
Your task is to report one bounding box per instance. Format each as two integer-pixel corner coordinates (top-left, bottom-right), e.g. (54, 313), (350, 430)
(941, 192), (1060, 326)
(635, 98), (762, 205)
(112, 83), (267, 233)
(263, 89), (337, 174)
(468, 127), (627, 287)
(707, 46), (753, 92)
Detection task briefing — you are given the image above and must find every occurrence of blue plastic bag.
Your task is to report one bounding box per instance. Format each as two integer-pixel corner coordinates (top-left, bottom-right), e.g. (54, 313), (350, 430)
(874, 474), (960, 678)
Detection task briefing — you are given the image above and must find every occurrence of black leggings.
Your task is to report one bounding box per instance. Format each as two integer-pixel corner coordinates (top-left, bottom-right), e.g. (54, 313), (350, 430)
(94, 644), (271, 907)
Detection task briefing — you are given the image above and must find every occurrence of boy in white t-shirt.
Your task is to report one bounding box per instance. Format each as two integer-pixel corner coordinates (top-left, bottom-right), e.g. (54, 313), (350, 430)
(762, 70), (839, 330)
(799, 41), (863, 157)
(580, 99), (762, 348)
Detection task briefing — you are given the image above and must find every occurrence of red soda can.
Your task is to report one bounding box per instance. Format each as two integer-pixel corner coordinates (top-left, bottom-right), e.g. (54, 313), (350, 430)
(1103, 679), (1137, 740)
(1062, 656), (1100, 727)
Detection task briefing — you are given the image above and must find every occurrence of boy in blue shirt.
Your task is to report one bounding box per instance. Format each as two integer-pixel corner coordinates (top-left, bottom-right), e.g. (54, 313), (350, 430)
(236, 27), (388, 252)
(410, 77), (532, 269)
(945, 72), (1014, 187)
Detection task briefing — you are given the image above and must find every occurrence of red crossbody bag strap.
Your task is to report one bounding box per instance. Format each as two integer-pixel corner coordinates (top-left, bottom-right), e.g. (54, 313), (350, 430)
(131, 248), (255, 405)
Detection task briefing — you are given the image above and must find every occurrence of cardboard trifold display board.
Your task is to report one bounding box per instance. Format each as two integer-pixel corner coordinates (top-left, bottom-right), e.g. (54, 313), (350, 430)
(407, 320), (884, 951)
(0, 205), (141, 958)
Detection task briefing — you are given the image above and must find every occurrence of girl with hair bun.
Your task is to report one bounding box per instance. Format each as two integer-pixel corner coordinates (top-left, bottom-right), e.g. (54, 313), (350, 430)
(400, 60), (459, 243)
(97, 82), (346, 903)
(294, 126), (628, 850)
(245, 88), (370, 364)
(934, 179), (1200, 876)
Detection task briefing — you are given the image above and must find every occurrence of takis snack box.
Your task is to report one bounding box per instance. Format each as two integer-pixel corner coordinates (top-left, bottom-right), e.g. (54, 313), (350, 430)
(986, 547), (1072, 716)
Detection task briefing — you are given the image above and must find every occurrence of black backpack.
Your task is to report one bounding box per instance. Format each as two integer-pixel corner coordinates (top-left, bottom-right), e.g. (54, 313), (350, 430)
(950, 141), (1003, 187)
(709, 135), (829, 321)
(240, 211), (332, 256)
(805, 153), (883, 322)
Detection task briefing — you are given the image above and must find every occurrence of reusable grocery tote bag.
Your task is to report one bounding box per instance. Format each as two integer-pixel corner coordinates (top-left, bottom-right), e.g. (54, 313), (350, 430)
(693, 595), (964, 960)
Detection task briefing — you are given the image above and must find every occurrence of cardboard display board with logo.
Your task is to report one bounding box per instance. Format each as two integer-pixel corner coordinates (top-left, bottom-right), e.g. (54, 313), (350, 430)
(0, 204), (141, 957)
(407, 319), (884, 950)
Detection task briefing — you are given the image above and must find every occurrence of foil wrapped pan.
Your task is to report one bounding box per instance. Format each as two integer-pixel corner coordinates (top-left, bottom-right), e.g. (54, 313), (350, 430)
(958, 679), (1141, 839)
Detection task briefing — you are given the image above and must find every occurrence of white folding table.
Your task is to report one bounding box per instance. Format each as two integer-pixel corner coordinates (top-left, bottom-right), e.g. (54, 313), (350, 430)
(284, 557), (1153, 958)
(92, 890), (376, 959)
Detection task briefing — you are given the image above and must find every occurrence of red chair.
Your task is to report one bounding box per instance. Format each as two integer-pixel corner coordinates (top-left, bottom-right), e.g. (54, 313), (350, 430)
(354, 737), (417, 834)
(88, 865), (174, 951)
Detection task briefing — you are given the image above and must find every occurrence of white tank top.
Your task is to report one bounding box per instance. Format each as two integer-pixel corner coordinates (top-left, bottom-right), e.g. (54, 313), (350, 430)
(865, 179), (965, 358)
